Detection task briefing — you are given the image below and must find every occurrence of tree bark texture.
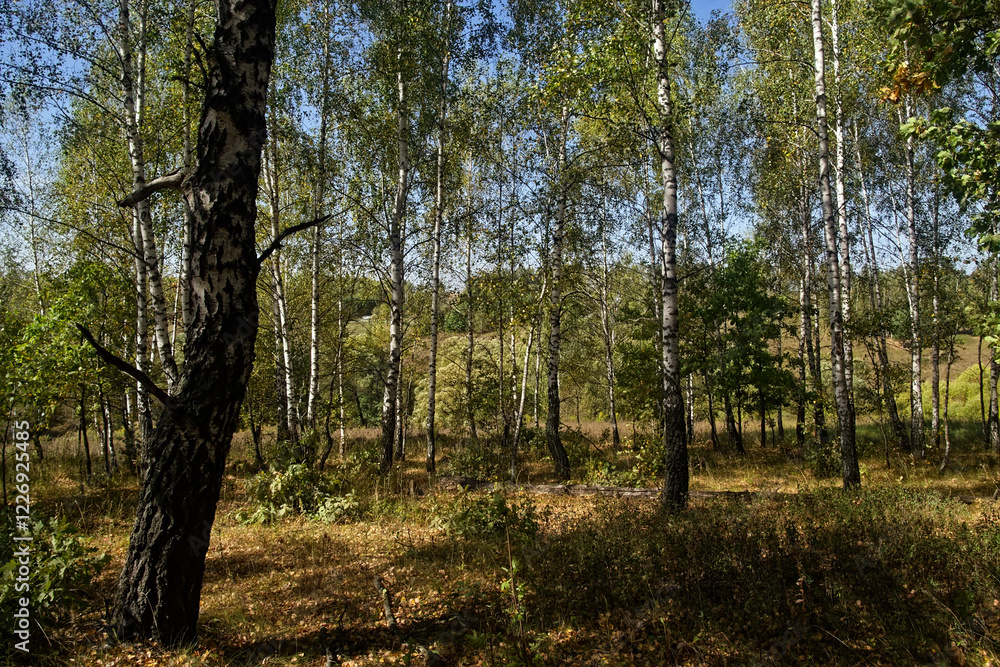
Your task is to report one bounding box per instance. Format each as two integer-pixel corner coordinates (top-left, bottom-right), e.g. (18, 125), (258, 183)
(112, 0), (276, 644)
(811, 0), (859, 488)
(901, 102), (925, 458)
(652, 0), (687, 510)
(379, 57), (408, 475)
(546, 105), (571, 481)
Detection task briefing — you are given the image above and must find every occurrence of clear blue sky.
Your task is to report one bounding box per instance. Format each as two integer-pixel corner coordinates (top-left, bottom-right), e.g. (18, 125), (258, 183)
(690, 0), (734, 21)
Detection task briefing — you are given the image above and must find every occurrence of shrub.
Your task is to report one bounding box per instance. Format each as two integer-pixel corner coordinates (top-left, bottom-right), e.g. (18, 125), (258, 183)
(235, 463), (360, 524)
(440, 441), (507, 481)
(433, 490), (539, 541)
(1, 516), (109, 654)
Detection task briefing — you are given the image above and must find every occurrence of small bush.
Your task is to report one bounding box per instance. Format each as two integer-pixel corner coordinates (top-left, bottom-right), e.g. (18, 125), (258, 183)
(434, 490), (539, 541)
(1, 516), (109, 654)
(805, 438), (840, 478)
(235, 463), (360, 524)
(441, 441), (507, 481)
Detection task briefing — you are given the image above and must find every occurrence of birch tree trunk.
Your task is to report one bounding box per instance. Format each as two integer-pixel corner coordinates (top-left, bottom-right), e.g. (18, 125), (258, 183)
(599, 212), (620, 449)
(855, 127), (909, 451)
(546, 105), (571, 481)
(830, 0), (853, 402)
(119, 0), (179, 390)
(652, 0), (687, 509)
(811, 0), (860, 487)
(379, 56), (408, 475)
(900, 100), (925, 459)
(179, 0), (195, 330)
(306, 2), (333, 433)
(989, 261), (1000, 454)
(426, 2), (452, 473)
(264, 124), (300, 446)
(113, 0), (276, 642)
(931, 183), (941, 449)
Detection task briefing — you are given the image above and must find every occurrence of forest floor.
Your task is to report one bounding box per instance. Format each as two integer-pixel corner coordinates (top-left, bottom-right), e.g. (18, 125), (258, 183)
(14, 424), (1000, 666)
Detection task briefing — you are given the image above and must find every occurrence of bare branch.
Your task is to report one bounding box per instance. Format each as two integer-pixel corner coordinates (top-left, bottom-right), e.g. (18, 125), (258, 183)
(76, 324), (172, 407)
(257, 214), (332, 266)
(117, 170), (185, 208)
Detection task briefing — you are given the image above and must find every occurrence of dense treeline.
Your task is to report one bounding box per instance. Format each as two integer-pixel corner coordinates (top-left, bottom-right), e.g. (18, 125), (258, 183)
(1, 0), (999, 646)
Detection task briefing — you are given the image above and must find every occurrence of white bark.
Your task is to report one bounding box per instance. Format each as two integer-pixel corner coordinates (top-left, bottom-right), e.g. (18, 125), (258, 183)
(119, 0), (179, 390)
(264, 120), (300, 444)
(380, 53), (408, 473)
(651, 0), (688, 508)
(811, 0), (859, 487)
(830, 0), (853, 398)
(900, 100), (925, 458)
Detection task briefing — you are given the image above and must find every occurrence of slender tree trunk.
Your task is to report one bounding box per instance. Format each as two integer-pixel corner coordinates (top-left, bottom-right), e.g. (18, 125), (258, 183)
(776, 335), (785, 441)
(80, 387), (92, 479)
(113, 0), (276, 642)
(425, 15), (449, 472)
(796, 291), (807, 446)
(306, 20), (332, 433)
(380, 55), (408, 475)
(133, 214), (153, 461)
(856, 128), (909, 451)
(179, 0), (195, 330)
(900, 102), (925, 459)
(705, 369), (720, 450)
(119, 0), (179, 390)
(830, 0), (853, 402)
(811, 0), (859, 487)
(931, 183), (941, 450)
(264, 118), (300, 446)
(546, 105), (571, 481)
(939, 333), (956, 471)
(599, 214), (620, 449)
(465, 207), (478, 444)
(989, 262), (1000, 454)
(980, 336), (988, 447)
(652, 0), (687, 509)
(801, 198), (826, 443)
(271, 284), (290, 443)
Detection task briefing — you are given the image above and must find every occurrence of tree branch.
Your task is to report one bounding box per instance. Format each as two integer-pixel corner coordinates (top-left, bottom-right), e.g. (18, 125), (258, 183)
(117, 170), (185, 208)
(76, 324), (172, 407)
(257, 214), (332, 266)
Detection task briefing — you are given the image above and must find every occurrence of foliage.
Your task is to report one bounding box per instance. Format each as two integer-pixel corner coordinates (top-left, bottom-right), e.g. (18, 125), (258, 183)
(433, 490), (539, 541)
(0, 516), (109, 643)
(235, 463), (361, 524)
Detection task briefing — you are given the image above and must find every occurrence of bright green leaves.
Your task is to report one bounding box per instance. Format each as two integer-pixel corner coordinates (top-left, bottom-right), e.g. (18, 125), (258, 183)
(902, 107), (1000, 251)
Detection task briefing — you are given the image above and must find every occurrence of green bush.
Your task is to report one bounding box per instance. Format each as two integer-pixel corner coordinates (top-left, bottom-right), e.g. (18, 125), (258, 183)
(441, 441), (507, 481)
(235, 463), (361, 524)
(433, 490), (539, 541)
(1, 516), (109, 654)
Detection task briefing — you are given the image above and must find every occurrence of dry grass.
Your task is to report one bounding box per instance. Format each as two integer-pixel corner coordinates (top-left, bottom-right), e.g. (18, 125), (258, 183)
(13, 420), (1000, 666)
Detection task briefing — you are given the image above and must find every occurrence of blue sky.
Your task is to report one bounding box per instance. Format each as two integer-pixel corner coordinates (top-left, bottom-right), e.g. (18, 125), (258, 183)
(690, 0), (734, 21)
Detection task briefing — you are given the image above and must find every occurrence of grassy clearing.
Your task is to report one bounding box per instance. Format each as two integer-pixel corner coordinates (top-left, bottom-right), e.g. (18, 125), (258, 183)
(6, 424), (1000, 666)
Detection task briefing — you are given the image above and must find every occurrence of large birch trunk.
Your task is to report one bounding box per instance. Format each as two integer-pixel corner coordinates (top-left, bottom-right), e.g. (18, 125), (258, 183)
(652, 0), (687, 509)
(811, 0), (859, 487)
(113, 0), (276, 643)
